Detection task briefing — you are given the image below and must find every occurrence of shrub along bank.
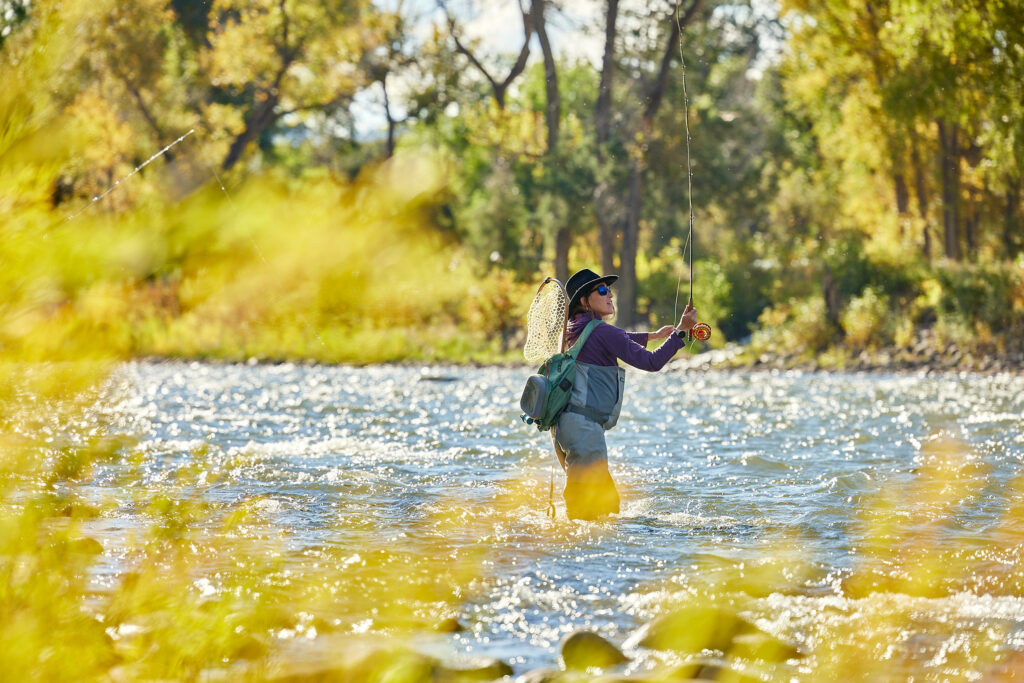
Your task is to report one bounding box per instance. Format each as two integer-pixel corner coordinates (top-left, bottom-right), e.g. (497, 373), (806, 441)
(730, 246), (1024, 373)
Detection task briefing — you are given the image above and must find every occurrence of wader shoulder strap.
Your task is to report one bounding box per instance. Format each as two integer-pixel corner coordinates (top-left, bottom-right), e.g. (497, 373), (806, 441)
(564, 403), (606, 423)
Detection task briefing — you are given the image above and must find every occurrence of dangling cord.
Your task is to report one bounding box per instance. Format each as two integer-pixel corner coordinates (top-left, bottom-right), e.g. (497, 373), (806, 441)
(547, 466), (556, 520)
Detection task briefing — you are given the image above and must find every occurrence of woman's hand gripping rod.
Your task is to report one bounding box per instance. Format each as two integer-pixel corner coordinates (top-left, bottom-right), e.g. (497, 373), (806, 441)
(676, 299), (711, 342)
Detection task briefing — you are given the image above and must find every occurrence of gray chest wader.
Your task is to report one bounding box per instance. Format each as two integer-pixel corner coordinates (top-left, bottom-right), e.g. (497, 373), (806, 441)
(550, 363), (625, 520)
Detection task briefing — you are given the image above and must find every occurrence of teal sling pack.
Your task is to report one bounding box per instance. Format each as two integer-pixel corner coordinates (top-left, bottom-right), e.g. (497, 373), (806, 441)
(519, 319), (601, 431)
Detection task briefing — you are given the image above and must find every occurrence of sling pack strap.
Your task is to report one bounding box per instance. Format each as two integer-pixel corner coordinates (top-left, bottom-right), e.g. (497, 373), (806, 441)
(564, 318), (601, 359)
(557, 319), (603, 425)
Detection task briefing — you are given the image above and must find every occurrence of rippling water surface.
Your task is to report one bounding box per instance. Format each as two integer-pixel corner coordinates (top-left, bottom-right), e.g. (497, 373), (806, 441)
(96, 361), (1024, 676)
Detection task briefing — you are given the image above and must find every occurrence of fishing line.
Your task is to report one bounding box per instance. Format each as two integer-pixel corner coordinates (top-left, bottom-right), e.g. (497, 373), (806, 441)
(672, 229), (692, 324)
(63, 129), (195, 222)
(547, 466), (556, 520)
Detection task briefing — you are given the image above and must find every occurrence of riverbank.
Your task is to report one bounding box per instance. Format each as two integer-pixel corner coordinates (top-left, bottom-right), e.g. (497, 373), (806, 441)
(130, 322), (1024, 377)
(694, 333), (1024, 376)
(129, 339), (1024, 378)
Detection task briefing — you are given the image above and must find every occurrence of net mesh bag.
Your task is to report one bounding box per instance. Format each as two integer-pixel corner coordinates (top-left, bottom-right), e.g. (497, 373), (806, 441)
(523, 278), (568, 364)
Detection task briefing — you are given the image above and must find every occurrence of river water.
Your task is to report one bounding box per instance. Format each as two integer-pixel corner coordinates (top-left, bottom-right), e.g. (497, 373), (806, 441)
(95, 361), (1024, 677)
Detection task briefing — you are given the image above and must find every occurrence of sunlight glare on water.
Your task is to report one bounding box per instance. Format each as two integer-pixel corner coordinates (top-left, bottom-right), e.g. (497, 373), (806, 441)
(95, 361), (1024, 675)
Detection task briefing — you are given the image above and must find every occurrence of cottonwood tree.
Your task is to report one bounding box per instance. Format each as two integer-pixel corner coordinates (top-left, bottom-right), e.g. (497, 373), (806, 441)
(205, 0), (380, 172)
(46, 0), (390, 205)
(439, 0), (583, 280)
(780, 0), (1024, 262)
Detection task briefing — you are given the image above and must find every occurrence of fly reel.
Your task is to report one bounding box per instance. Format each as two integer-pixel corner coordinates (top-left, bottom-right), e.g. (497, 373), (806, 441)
(690, 322), (712, 342)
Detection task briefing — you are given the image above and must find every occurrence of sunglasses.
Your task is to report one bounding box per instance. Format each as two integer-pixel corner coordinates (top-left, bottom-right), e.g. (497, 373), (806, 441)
(590, 284), (612, 296)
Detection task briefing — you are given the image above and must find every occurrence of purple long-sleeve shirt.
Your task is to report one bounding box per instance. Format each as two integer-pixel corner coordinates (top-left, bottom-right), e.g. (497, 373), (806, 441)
(565, 312), (685, 371)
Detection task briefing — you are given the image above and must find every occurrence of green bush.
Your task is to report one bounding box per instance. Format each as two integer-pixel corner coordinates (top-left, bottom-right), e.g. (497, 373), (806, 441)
(933, 262), (1023, 331)
(679, 257), (776, 342)
(841, 287), (890, 348)
(823, 236), (919, 303)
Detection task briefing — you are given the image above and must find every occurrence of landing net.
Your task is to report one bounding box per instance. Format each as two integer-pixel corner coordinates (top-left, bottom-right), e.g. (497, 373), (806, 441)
(523, 277), (568, 364)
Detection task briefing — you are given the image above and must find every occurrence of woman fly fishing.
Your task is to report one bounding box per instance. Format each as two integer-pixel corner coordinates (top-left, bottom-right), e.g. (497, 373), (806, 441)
(551, 268), (699, 520)
(531, 2), (710, 520)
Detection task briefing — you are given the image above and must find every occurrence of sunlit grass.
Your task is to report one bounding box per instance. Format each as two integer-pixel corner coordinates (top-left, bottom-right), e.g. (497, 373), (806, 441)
(3, 161), (531, 366)
(2, 98), (535, 677)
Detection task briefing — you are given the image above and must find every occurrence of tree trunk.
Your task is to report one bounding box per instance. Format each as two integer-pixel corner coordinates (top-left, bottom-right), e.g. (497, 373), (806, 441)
(822, 263), (842, 331)
(911, 140), (931, 261)
(1005, 176), (1021, 259)
(382, 76), (396, 159)
(894, 171), (909, 239)
(594, 0), (618, 147)
(964, 186), (978, 261)
(533, 0), (570, 281)
(595, 207), (617, 276)
(534, 0), (559, 155)
(937, 118), (961, 260)
(555, 226), (571, 283)
(593, 0), (620, 278)
(894, 172), (909, 214)
(618, 163), (643, 327)
(950, 123), (962, 260)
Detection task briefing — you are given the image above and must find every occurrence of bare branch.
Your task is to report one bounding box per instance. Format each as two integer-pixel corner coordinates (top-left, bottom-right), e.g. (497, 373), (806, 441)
(438, 0), (535, 108)
(109, 62), (178, 162)
(448, 24), (500, 93)
(278, 91), (351, 116)
(500, 2), (535, 90)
